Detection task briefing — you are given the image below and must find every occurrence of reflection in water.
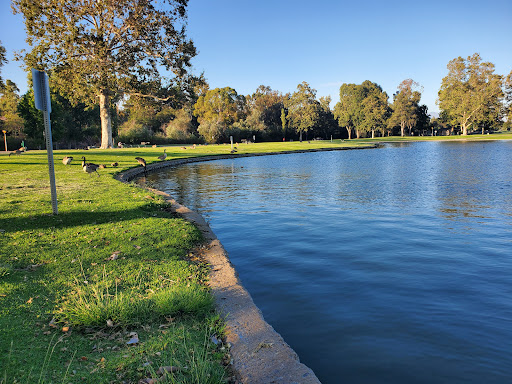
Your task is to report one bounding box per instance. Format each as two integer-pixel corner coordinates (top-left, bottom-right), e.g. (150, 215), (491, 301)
(140, 141), (512, 384)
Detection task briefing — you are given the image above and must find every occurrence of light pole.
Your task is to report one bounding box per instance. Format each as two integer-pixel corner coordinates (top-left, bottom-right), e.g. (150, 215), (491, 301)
(2, 130), (6, 152)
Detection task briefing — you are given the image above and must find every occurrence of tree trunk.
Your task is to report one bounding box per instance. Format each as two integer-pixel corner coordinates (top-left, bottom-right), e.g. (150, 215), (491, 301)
(356, 129), (360, 139)
(400, 122), (405, 137)
(299, 130), (303, 142)
(347, 127), (352, 140)
(371, 129), (375, 139)
(461, 123), (468, 136)
(99, 90), (113, 149)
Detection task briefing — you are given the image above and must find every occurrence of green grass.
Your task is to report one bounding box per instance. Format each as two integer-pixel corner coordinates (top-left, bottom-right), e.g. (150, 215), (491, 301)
(2, 136), (507, 382)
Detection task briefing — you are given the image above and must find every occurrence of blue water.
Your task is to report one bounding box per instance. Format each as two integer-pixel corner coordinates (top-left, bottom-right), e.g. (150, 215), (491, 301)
(142, 141), (512, 384)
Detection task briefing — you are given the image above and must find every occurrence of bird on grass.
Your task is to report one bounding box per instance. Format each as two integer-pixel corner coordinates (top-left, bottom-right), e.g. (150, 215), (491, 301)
(8, 149), (21, 157)
(81, 156), (100, 176)
(111, 162), (119, 167)
(135, 157), (147, 176)
(158, 149), (167, 161)
(62, 156), (73, 165)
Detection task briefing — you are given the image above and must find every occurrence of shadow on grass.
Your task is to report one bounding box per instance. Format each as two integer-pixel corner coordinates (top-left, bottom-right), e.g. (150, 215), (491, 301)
(0, 203), (175, 232)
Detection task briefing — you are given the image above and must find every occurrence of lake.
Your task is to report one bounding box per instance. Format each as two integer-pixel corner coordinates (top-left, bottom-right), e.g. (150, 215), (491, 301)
(140, 141), (512, 384)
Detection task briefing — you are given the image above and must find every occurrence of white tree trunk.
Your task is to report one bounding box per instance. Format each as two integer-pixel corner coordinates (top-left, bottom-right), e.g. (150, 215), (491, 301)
(99, 91), (113, 149)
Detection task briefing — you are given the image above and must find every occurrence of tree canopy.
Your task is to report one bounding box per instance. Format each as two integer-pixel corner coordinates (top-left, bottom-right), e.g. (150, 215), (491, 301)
(285, 82), (321, 141)
(193, 87), (246, 143)
(13, 0), (197, 148)
(0, 41), (6, 88)
(334, 81), (389, 139)
(388, 79), (422, 137)
(438, 53), (503, 135)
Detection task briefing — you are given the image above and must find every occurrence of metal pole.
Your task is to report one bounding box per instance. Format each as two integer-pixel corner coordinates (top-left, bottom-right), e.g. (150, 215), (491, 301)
(33, 69), (58, 215)
(2, 130), (6, 151)
(43, 110), (58, 214)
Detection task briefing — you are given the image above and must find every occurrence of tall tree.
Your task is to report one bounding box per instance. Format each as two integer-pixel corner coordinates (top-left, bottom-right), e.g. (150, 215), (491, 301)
(388, 79), (422, 137)
(280, 108), (287, 140)
(13, 0), (196, 148)
(193, 87), (246, 143)
(285, 81), (320, 141)
(505, 71), (512, 128)
(334, 83), (360, 139)
(0, 41), (6, 89)
(437, 53), (503, 136)
(360, 84), (389, 138)
(0, 80), (24, 137)
(245, 85), (286, 140)
(334, 81), (386, 139)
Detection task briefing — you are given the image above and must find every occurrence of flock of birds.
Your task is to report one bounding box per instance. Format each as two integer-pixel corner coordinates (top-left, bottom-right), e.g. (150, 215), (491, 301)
(61, 148), (168, 177)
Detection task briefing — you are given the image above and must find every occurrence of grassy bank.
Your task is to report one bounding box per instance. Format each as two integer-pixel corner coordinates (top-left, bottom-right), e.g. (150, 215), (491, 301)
(0, 140), (367, 383)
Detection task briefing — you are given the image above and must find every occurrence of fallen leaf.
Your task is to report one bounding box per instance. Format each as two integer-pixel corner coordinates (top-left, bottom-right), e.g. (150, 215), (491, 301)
(26, 297), (33, 304)
(106, 319), (114, 327)
(62, 326), (70, 332)
(49, 318), (58, 328)
(106, 251), (121, 261)
(134, 245), (142, 250)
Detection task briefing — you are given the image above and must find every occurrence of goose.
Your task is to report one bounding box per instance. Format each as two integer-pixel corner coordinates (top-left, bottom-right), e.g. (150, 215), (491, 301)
(8, 149), (21, 157)
(62, 156), (73, 165)
(158, 149), (167, 161)
(135, 157), (147, 176)
(81, 156), (100, 176)
(111, 162), (119, 167)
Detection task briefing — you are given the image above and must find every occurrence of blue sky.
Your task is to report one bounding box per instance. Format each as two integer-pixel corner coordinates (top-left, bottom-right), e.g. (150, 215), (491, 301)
(1, 0), (511, 114)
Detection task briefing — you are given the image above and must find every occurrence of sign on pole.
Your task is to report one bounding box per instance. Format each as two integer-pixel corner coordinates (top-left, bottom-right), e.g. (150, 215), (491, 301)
(32, 69), (58, 215)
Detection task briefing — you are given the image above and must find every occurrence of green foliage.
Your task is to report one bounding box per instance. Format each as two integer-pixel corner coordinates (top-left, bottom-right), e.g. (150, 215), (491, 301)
(165, 108), (199, 141)
(13, 0), (197, 148)
(388, 79), (422, 137)
(17, 90), (100, 148)
(334, 81), (389, 139)
(194, 87), (246, 143)
(0, 40), (6, 87)
(285, 81), (321, 140)
(438, 53), (504, 135)
(0, 80), (23, 137)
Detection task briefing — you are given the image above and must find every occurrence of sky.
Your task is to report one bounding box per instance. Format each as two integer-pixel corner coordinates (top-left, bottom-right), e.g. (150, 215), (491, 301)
(1, 0), (511, 115)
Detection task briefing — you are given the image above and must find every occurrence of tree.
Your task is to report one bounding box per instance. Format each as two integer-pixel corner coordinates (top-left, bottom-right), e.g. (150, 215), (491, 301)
(280, 108), (287, 140)
(18, 89), (100, 147)
(334, 81), (387, 139)
(505, 71), (512, 129)
(245, 85), (286, 140)
(333, 83), (367, 139)
(0, 80), (24, 137)
(388, 79), (421, 137)
(285, 82), (321, 141)
(438, 53), (503, 135)
(13, 0), (197, 148)
(0, 41), (6, 88)
(193, 87), (246, 143)
(360, 84), (389, 138)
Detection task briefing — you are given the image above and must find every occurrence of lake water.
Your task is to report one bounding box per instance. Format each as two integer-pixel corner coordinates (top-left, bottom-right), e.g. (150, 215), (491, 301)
(141, 141), (512, 384)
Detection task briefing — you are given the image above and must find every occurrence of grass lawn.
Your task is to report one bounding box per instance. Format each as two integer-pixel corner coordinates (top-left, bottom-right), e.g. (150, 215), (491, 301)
(2, 135), (507, 383)
(0, 140), (368, 384)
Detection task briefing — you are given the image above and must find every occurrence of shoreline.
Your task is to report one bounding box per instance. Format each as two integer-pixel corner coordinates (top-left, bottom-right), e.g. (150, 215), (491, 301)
(116, 146), (375, 383)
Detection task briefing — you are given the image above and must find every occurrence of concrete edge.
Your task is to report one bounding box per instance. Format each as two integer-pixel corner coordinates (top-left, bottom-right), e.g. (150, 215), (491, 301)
(114, 147), (375, 383)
